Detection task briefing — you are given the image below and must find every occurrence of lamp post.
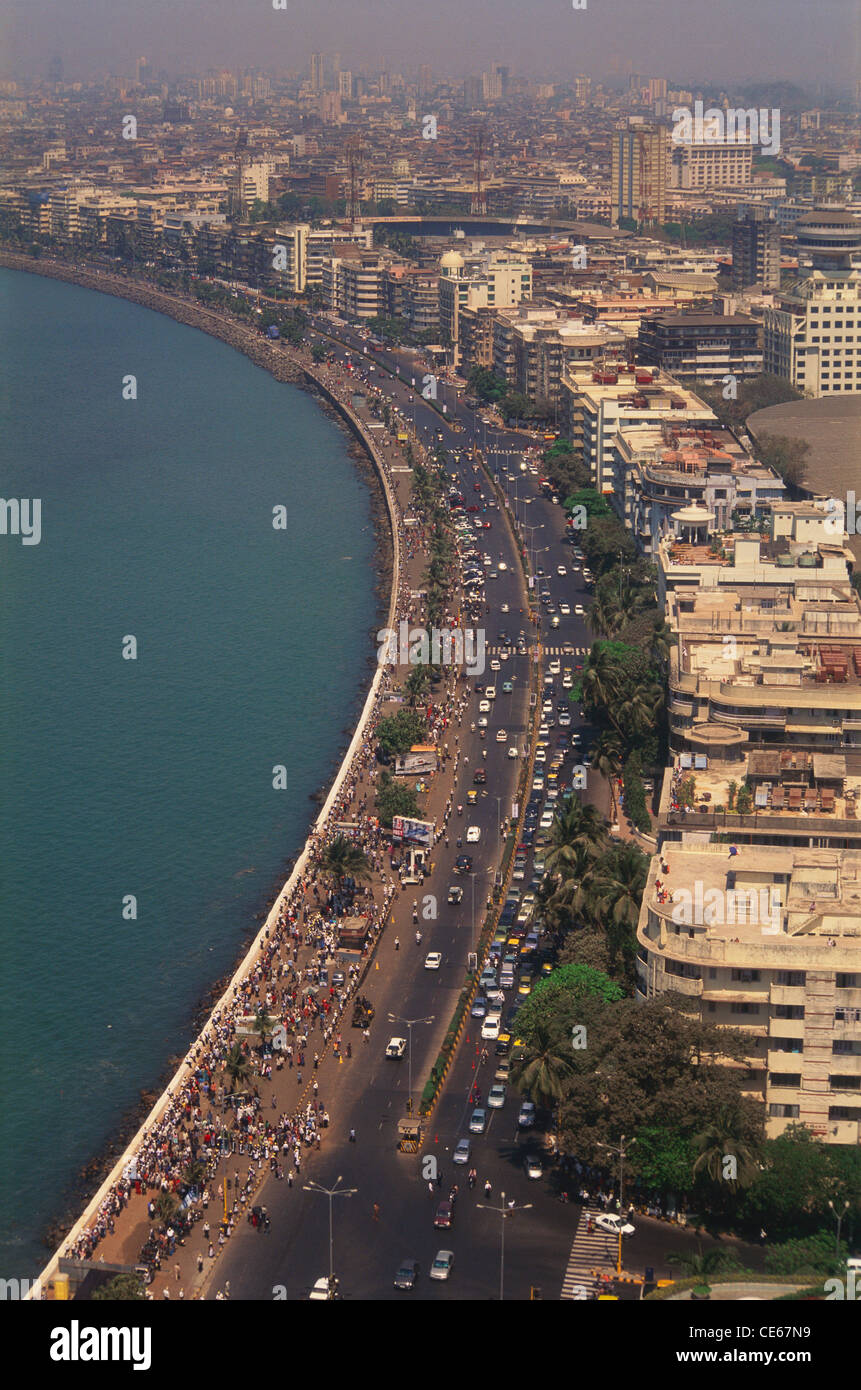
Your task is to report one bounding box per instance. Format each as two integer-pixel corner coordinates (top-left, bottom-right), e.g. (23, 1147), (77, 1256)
(388, 1013), (434, 1114)
(302, 1176), (356, 1297)
(595, 1136), (636, 1275)
(476, 1192), (532, 1300)
(828, 1198), (850, 1256)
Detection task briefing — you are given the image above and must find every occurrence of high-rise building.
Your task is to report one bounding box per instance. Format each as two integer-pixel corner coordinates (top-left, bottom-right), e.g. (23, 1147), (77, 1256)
(574, 75), (591, 106)
(764, 208), (861, 397)
(338, 70), (353, 101)
(732, 209), (781, 291)
(236, 160), (270, 209)
(310, 53), (324, 93)
(418, 64), (432, 97)
(611, 122), (667, 226)
(648, 77), (667, 103)
(669, 133), (753, 190)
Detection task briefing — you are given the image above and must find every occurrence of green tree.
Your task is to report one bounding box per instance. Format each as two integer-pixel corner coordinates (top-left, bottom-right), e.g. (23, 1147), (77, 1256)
(91, 1273), (148, 1301)
(510, 1022), (575, 1110)
(375, 772), (420, 828)
(667, 1244), (741, 1280)
(754, 432), (810, 488)
(225, 1041), (251, 1094)
(318, 835), (372, 892)
(376, 709), (427, 759)
(692, 1105), (762, 1190)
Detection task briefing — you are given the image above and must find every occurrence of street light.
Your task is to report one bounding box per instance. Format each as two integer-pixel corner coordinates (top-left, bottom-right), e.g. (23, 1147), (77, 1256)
(388, 1013), (434, 1114)
(302, 1176), (356, 1297)
(595, 1136), (636, 1275)
(476, 1192), (532, 1300)
(828, 1198), (850, 1256)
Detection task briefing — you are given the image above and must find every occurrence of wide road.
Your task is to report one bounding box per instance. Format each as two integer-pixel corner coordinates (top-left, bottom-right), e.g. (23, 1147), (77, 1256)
(211, 320), (607, 1300)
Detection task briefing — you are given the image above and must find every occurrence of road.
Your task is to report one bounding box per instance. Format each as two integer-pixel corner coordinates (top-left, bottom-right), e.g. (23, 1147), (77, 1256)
(212, 318), (614, 1300)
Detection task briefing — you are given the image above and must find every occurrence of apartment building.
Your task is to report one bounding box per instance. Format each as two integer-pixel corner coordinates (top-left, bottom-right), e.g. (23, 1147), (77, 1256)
(763, 209), (861, 397)
(438, 248), (533, 365)
(558, 364), (715, 493)
(732, 209), (781, 291)
(323, 245), (390, 319)
(614, 422), (785, 557)
(637, 312), (763, 383)
(636, 843), (861, 1144)
(611, 122), (667, 227)
(489, 307), (627, 407)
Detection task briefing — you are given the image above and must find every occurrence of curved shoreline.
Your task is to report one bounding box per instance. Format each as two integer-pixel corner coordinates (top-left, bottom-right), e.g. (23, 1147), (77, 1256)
(1, 252), (403, 1292)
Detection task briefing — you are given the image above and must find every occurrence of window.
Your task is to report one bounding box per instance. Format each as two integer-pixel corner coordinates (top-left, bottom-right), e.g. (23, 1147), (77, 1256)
(775, 1004), (804, 1020)
(774, 1038), (804, 1053)
(731, 1002), (760, 1015)
(830, 1075), (861, 1090)
(836, 974), (860, 989)
(769, 1103), (799, 1118)
(776, 971), (805, 987)
(732, 969), (761, 982)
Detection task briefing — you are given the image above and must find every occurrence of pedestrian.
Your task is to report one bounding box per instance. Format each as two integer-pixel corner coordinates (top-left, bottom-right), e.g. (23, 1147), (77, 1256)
(349, 1128), (356, 1143)
(373, 1203), (380, 1222)
(484, 1180), (492, 1198)
(394, 936), (399, 950)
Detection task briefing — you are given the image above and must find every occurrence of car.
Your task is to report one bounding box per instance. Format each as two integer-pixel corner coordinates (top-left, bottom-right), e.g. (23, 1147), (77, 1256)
(430, 1250), (454, 1281)
(308, 1276), (338, 1301)
(548, 659), (561, 674)
(331, 971), (346, 988)
(434, 1199), (454, 1227)
(425, 952), (443, 971)
(550, 616), (561, 628)
(539, 811), (555, 830)
(524, 1154), (544, 1180)
(455, 855), (473, 873)
(469, 1107), (487, 1134)
(534, 749), (546, 763)
(490, 658), (501, 672)
(574, 604), (585, 616)
(557, 565), (567, 576)
(518, 1101), (536, 1128)
(447, 885), (464, 904)
(394, 1259), (420, 1290)
(470, 996), (488, 1019)
(496, 729), (507, 742)
(478, 700), (491, 713)
(452, 1138), (471, 1164)
(386, 1037), (407, 1059)
(477, 716), (488, 728)
(594, 1213), (636, 1238)
(500, 602), (510, 613)
(559, 602), (571, 616)
(532, 776), (545, 791)
(498, 561), (508, 572)
(473, 767), (487, 784)
(507, 746), (519, 759)
(501, 680), (513, 694)
(481, 1016), (500, 1040)
(466, 825), (481, 843)
(485, 686), (496, 700)
(487, 1083), (506, 1108)
(466, 789), (478, 805)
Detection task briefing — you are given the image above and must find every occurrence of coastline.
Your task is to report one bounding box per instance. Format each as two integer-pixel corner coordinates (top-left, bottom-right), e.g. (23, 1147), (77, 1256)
(0, 251), (402, 1287)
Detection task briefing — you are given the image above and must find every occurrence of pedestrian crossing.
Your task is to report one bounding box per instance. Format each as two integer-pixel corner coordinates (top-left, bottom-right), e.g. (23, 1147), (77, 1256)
(485, 645), (589, 657)
(560, 1205), (619, 1300)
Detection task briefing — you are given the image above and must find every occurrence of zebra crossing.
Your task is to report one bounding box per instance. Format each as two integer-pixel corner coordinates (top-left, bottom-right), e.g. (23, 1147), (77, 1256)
(560, 1206), (620, 1300)
(485, 645), (589, 657)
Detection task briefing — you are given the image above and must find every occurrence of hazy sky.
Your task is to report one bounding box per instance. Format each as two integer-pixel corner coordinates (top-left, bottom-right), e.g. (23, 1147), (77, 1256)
(1, 0), (859, 87)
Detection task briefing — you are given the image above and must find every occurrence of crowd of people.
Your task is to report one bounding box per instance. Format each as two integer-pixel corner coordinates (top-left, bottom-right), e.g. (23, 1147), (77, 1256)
(61, 355), (475, 1292)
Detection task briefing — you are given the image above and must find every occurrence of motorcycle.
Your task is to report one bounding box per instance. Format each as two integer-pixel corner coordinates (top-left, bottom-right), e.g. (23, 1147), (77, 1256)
(457, 804), (463, 816)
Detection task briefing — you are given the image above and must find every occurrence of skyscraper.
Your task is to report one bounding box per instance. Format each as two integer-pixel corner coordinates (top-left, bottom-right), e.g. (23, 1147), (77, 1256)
(732, 209), (780, 291)
(310, 53), (324, 93)
(611, 122), (667, 227)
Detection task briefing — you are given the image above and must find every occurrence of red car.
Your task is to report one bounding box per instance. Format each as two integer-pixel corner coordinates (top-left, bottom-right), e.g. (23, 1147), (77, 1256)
(434, 1200), (453, 1229)
(482, 521), (492, 529)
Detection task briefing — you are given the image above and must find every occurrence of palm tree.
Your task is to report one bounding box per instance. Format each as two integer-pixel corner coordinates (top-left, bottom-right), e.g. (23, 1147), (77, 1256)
(591, 731), (624, 820)
(252, 1006), (276, 1050)
(510, 1023), (573, 1111)
(225, 1041), (251, 1094)
(153, 1191), (180, 1226)
(544, 840), (595, 926)
(319, 835), (372, 892)
(667, 1243), (740, 1279)
(404, 663), (432, 707)
(692, 1107), (760, 1189)
(588, 843), (649, 957)
(545, 802), (606, 875)
(181, 1159), (207, 1192)
(588, 594), (622, 638)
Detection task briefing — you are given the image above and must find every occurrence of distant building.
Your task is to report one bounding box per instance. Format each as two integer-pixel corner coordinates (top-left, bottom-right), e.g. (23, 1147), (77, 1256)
(637, 312), (763, 384)
(732, 209), (781, 291)
(438, 248), (533, 365)
(611, 123), (667, 227)
(310, 53), (324, 94)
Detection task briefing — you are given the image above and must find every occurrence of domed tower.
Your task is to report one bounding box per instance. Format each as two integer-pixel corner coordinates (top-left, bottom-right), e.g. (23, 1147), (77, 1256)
(795, 207), (861, 276)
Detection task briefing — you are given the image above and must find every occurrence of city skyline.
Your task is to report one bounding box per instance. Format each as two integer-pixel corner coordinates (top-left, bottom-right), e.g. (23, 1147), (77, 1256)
(1, 0), (859, 88)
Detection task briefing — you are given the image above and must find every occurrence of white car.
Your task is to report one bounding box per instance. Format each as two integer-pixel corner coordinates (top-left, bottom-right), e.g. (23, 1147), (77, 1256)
(559, 602), (571, 616)
(534, 749), (546, 763)
(508, 747), (519, 759)
(479, 700), (491, 713)
(574, 604), (585, 617)
(430, 1250), (454, 1281)
(498, 561), (508, 571)
(548, 659), (561, 674)
(425, 952), (443, 970)
(386, 1037), (407, 1059)
(501, 602), (510, 613)
(478, 716), (488, 728)
(466, 826), (481, 843)
(594, 1213), (636, 1238)
(308, 1276), (337, 1301)
(557, 565), (567, 576)
(485, 686), (496, 700)
(496, 729), (508, 742)
(481, 1016), (500, 1040)
(490, 659), (501, 671)
(524, 1154), (544, 1180)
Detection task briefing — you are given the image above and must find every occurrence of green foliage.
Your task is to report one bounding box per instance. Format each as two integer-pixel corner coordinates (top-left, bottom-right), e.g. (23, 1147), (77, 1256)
(622, 753), (651, 833)
(91, 1273), (148, 1301)
(375, 772), (420, 828)
(515, 962), (624, 1041)
(694, 375), (803, 429)
(764, 1231), (847, 1279)
(634, 1127), (697, 1193)
(564, 488), (612, 518)
(751, 432), (810, 488)
(376, 709), (427, 758)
